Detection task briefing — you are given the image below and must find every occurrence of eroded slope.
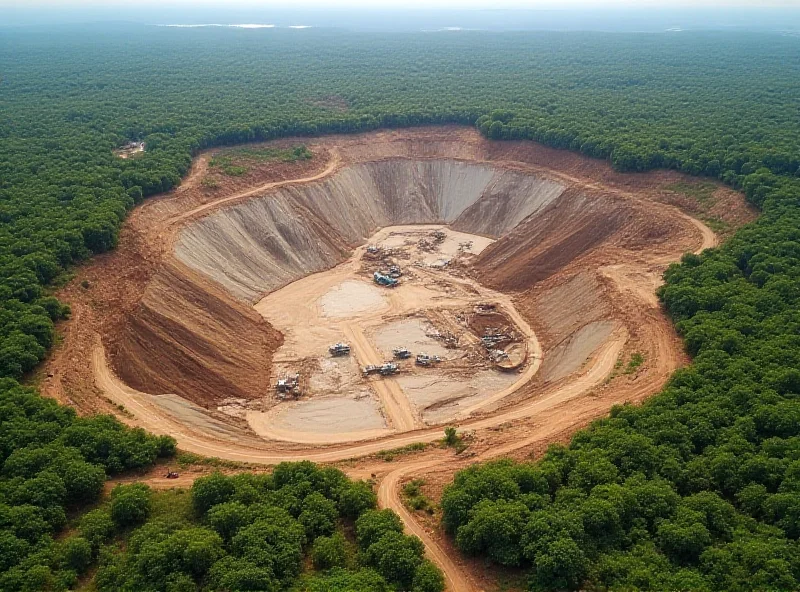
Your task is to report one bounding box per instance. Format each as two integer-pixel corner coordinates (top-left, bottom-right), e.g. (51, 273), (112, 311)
(176, 160), (564, 301)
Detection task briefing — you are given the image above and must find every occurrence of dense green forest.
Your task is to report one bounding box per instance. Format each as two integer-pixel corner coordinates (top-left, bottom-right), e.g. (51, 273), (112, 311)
(94, 464), (442, 592)
(0, 380), (175, 590)
(1, 23), (800, 591)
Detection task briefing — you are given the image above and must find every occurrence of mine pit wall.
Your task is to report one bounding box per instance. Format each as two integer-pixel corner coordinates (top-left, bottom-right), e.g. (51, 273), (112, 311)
(108, 262), (282, 406)
(112, 154), (670, 411)
(175, 160), (566, 302)
(474, 188), (634, 291)
(472, 185), (693, 396)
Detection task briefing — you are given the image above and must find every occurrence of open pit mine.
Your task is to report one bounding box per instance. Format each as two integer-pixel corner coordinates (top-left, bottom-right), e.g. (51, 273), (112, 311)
(45, 128), (734, 464)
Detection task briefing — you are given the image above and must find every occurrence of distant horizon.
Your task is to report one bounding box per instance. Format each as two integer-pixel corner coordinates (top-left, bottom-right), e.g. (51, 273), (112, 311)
(2, 4), (800, 31)
(2, 0), (798, 7)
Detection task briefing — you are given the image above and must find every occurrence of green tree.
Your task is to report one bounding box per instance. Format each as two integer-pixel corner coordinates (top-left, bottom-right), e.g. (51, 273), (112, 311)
(355, 509), (404, 549)
(412, 560), (445, 592)
(312, 533), (348, 570)
(110, 483), (151, 527)
(191, 472), (235, 516)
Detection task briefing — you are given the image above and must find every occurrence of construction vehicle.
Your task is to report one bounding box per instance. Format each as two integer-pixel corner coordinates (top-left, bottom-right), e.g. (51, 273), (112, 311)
(388, 265), (403, 278)
(363, 362), (400, 376)
(415, 353), (442, 367)
(489, 349), (509, 363)
(393, 347), (411, 359)
(329, 342), (351, 357)
(373, 271), (398, 287)
(380, 363), (400, 375)
(165, 471), (180, 479)
(275, 374), (301, 399)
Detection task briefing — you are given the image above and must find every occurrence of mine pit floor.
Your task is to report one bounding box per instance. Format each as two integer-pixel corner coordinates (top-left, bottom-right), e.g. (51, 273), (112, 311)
(248, 224), (541, 442)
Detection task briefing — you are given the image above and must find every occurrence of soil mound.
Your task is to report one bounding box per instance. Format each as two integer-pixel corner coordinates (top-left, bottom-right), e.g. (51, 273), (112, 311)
(109, 263), (280, 406)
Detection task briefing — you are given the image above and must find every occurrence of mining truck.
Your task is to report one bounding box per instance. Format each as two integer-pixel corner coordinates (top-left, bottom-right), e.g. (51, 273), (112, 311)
(329, 342), (351, 357)
(379, 362), (400, 375)
(373, 271), (398, 287)
(393, 347), (411, 359)
(415, 353), (442, 367)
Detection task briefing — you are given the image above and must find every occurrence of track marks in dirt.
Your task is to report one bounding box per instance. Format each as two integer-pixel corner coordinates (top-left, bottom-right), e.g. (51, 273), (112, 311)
(341, 322), (420, 432)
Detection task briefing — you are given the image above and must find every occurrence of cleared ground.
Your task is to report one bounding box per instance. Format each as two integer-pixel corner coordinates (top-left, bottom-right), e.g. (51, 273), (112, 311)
(41, 128), (756, 591)
(250, 224), (533, 441)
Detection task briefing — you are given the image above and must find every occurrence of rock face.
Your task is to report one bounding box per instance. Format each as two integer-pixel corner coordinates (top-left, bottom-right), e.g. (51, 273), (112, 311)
(175, 160), (565, 301)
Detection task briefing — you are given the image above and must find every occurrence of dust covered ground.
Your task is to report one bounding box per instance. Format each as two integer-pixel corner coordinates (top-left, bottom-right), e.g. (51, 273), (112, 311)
(40, 127), (756, 591)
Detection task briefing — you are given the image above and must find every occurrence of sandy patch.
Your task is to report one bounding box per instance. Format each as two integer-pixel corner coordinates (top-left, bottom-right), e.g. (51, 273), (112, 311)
(397, 371), (518, 424)
(319, 280), (387, 318)
(371, 317), (451, 359)
(262, 397), (386, 434)
(540, 320), (617, 383)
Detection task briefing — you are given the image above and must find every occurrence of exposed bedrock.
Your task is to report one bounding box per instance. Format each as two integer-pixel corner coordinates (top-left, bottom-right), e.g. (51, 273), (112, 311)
(175, 160), (565, 301)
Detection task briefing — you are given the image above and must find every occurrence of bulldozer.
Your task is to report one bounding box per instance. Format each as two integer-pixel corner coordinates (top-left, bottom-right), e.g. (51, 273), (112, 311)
(329, 342), (351, 357)
(393, 347), (411, 359)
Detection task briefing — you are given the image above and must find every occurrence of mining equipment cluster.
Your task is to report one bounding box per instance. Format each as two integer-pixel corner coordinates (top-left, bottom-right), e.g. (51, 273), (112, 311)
(482, 328), (513, 365)
(415, 353), (442, 367)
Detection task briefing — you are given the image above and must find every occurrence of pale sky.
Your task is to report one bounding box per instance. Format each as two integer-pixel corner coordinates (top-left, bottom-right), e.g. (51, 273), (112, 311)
(2, 0), (798, 7)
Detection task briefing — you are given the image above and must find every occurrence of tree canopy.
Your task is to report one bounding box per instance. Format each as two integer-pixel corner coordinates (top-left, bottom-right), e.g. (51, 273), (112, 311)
(94, 464), (442, 592)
